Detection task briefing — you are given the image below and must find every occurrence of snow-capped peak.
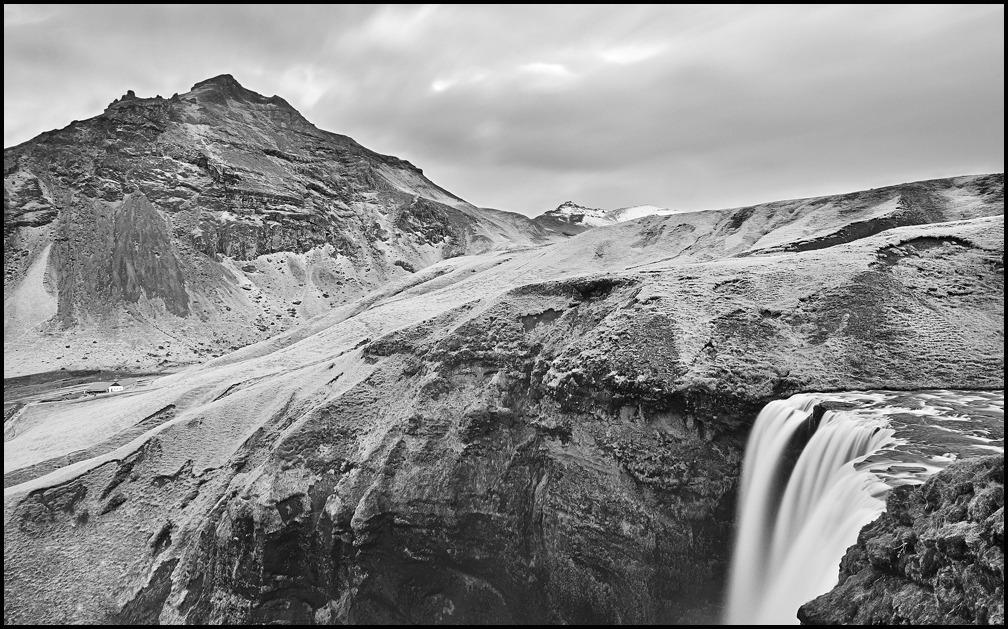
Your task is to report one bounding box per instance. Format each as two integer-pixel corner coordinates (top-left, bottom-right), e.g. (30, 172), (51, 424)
(537, 201), (677, 228)
(549, 201), (612, 226)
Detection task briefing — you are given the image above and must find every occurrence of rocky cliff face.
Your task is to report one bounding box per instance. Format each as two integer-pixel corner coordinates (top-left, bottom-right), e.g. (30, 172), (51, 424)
(799, 454), (1004, 625)
(3, 275), (764, 624)
(3, 170), (1003, 624)
(4, 74), (551, 377)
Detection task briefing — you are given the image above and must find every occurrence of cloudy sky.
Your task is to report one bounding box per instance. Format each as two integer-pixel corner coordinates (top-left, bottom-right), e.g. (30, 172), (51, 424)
(4, 5), (1004, 216)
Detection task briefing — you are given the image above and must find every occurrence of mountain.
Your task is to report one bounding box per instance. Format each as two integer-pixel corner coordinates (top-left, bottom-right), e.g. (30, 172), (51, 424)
(3, 74), (552, 377)
(533, 200), (680, 236)
(4, 165), (1003, 623)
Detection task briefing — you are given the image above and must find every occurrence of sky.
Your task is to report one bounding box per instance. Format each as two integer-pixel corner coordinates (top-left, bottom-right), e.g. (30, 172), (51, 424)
(4, 5), (1004, 217)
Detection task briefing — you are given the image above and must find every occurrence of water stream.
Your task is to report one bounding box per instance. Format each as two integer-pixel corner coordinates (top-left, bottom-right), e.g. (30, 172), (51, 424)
(724, 390), (1004, 625)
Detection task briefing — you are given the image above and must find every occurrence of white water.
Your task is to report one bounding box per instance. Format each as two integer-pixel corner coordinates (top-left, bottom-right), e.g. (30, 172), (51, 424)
(725, 395), (895, 625)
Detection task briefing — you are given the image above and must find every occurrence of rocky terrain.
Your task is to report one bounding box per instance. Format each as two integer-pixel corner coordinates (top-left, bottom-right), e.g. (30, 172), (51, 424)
(799, 454), (1004, 625)
(4, 75), (551, 376)
(3, 75), (1005, 625)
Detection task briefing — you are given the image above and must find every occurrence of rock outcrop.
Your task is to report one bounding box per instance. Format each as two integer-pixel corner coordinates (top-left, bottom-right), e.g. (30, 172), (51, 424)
(799, 455), (1004, 625)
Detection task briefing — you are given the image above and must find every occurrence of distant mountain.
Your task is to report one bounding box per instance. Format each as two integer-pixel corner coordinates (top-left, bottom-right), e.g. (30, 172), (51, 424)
(533, 200), (679, 235)
(3, 74), (552, 376)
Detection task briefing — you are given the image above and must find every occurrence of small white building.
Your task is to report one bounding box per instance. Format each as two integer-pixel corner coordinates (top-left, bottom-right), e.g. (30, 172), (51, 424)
(107, 382), (124, 393)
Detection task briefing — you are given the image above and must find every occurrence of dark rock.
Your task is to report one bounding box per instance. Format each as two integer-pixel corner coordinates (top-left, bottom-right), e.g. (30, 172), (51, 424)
(799, 454), (1005, 625)
(969, 485), (1003, 522)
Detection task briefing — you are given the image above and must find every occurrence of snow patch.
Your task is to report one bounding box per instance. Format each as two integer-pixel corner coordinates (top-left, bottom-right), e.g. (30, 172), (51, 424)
(4, 244), (58, 340)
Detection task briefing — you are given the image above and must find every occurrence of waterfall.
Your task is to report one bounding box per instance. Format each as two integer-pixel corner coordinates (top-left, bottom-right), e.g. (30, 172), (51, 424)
(725, 395), (895, 625)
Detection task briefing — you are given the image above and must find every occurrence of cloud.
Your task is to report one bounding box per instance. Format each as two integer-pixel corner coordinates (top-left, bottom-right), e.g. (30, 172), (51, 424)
(278, 66), (330, 108)
(430, 69), (488, 93)
(515, 62), (577, 91)
(431, 78), (455, 93)
(4, 5), (1004, 217)
(518, 62), (574, 78)
(3, 4), (57, 27)
(352, 4), (438, 49)
(598, 42), (668, 65)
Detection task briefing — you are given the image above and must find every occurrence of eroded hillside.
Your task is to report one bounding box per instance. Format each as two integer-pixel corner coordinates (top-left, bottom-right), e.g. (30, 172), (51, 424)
(3, 172), (1003, 623)
(4, 75), (551, 376)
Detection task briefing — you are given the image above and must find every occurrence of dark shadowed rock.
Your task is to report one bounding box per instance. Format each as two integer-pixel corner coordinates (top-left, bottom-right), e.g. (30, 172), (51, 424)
(798, 455), (1005, 625)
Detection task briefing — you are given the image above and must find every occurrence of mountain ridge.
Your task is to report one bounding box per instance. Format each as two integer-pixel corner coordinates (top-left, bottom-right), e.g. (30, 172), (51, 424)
(4, 74), (552, 377)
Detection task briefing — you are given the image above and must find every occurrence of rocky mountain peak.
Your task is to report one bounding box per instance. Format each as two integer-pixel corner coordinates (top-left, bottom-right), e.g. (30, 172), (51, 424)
(106, 89), (141, 108)
(555, 200), (598, 213)
(534, 200), (617, 236)
(534, 200), (679, 236)
(192, 73), (242, 89)
(189, 73), (276, 108)
(3, 73), (550, 374)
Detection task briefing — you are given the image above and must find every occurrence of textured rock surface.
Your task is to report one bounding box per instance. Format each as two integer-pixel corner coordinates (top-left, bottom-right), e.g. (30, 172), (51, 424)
(3, 275), (764, 624)
(4, 75), (550, 376)
(799, 455), (1005, 625)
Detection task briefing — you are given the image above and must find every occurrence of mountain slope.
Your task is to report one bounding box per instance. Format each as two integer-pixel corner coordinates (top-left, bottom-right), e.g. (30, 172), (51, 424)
(531, 174), (1004, 272)
(3, 74), (552, 376)
(3, 172), (1003, 624)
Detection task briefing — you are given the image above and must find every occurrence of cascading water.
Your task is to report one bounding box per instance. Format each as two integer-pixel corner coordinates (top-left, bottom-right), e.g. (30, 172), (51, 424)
(724, 389), (1004, 623)
(724, 395), (895, 625)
